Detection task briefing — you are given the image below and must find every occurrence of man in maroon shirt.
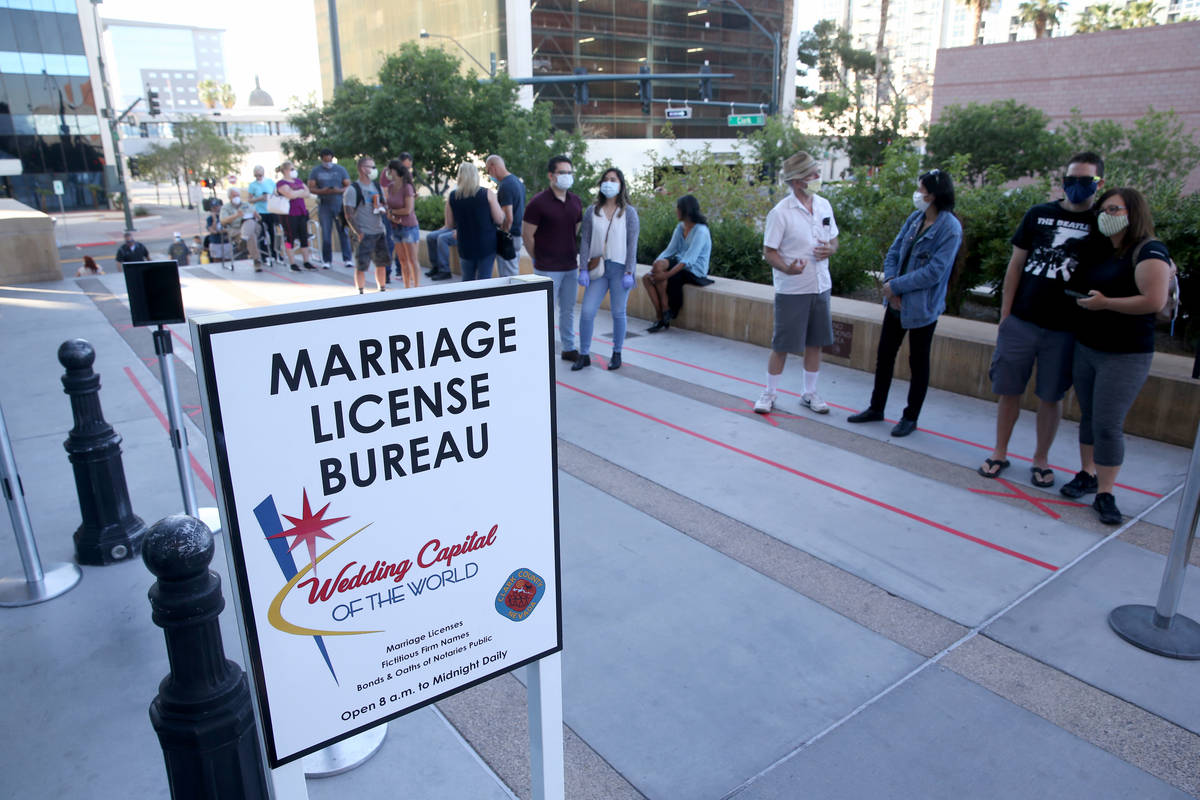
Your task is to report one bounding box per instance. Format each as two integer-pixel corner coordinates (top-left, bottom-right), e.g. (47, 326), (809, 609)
(523, 155), (583, 361)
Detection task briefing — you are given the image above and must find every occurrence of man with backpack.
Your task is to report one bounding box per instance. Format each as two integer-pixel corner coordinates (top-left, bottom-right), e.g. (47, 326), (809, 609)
(342, 156), (390, 294)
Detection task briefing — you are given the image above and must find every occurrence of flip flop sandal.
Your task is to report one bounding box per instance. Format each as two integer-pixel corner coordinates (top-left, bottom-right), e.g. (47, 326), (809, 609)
(978, 458), (1011, 478)
(1031, 466), (1055, 488)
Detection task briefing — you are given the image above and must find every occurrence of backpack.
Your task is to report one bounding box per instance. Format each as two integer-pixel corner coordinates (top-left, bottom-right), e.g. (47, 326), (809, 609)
(1131, 238), (1181, 331)
(352, 180), (383, 209)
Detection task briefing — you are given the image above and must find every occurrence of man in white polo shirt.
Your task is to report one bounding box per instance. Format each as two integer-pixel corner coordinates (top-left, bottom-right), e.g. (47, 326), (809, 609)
(755, 151), (839, 414)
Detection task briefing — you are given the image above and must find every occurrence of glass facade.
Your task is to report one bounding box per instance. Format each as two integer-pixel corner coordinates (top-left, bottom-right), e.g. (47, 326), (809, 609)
(314, 0), (505, 102)
(104, 23), (227, 112)
(531, 0), (785, 138)
(0, 1), (107, 210)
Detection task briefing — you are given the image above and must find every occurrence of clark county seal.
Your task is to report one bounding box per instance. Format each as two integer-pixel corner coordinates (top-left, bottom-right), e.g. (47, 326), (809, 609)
(494, 568), (545, 622)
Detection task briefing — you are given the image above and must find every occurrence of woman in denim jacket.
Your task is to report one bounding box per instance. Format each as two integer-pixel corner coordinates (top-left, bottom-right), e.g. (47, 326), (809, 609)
(848, 170), (962, 437)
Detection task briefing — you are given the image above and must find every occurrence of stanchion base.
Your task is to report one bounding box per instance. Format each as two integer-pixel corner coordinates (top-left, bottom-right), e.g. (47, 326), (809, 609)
(302, 724), (387, 778)
(0, 562), (82, 607)
(1109, 604), (1200, 660)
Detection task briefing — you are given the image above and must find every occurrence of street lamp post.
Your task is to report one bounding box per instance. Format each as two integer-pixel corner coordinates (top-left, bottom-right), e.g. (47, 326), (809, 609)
(419, 30), (496, 78)
(89, 0), (134, 230)
(699, 0), (779, 115)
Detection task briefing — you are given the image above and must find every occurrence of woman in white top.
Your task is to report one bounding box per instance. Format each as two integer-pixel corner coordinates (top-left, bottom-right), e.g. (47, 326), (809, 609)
(575, 168), (640, 371)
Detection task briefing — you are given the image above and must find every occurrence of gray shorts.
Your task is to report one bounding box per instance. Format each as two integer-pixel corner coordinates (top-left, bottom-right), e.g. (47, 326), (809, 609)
(355, 233), (390, 271)
(989, 314), (1074, 401)
(772, 290), (834, 354)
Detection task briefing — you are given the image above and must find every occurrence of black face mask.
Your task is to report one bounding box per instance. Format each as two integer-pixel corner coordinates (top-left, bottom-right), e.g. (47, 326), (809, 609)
(1063, 175), (1099, 204)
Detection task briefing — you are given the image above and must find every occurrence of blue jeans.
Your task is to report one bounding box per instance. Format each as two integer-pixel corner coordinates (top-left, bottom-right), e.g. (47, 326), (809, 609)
(535, 267), (578, 351)
(426, 228), (456, 272)
(579, 260), (631, 355)
(460, 254), (495, 281)
(318, 202), (351, 263)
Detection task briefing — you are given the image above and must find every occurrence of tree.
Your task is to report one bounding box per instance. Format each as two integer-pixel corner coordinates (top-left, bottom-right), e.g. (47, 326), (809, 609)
(796, 20), (907, 172)
(874, 0), (890, 116)
(198, 79), (220, 109)
(219, 83), (236, 109)
(1018, 0), (1067, 37)
(958, 0), (994, 44)
(283, 43), (568, 195)
(1075, 3), (1120, 32)
(925, 100), (1067, 185)
(491, 101), (592, 199)
(1059, 106), (1200, 187)
(1117, 0), (1162, 26)
(741, 115), (809, 180)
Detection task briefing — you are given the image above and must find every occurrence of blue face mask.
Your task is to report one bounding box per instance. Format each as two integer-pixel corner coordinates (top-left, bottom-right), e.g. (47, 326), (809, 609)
(1063, 177), (1098, 204)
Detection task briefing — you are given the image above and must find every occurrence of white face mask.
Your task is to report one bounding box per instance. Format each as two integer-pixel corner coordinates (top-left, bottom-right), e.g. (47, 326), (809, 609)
(1097, 211), (1129, 237)
(289, 170), (299, 179)
(231, 196), (241, 205)
(804, 178), (822, 194)
(912, 191), (930, 213)
(555, 173), (574, 191)
(368, 167), (379, 181)
(599, 181), (620, 198)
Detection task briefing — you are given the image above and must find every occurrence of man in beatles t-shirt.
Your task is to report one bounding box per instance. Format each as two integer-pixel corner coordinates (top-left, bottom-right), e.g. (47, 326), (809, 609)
(979, 151), (1107, 489)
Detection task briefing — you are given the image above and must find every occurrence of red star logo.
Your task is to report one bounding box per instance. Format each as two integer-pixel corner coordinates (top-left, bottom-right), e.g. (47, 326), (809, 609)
(268, 489), (350, 574)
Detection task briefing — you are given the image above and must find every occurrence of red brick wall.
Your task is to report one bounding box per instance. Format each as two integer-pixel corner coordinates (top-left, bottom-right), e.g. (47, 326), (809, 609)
(931, 22), (1200, 192)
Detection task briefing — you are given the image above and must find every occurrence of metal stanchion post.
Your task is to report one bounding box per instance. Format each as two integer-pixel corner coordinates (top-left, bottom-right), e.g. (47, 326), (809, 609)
(301, 726), (388, 778)
(0, 404), (81, 606)
(1109, 424), (1200, 659)
(152, 326), (220, 534)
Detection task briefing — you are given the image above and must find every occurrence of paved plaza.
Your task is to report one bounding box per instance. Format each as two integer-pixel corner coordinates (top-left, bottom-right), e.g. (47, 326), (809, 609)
(2, 208), (1199, 799)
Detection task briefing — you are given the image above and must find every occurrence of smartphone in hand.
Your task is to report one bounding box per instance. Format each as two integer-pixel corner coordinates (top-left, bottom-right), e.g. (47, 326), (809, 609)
(1064, 288), (1090, 299)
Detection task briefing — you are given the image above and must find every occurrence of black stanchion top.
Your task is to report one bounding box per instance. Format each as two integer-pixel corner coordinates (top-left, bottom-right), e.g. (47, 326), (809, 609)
(58, 339), (95, 371)
(143, 514), (214, 581)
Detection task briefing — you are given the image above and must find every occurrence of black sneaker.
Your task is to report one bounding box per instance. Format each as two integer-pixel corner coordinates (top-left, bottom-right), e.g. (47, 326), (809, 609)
(1060, 470), (1098, 498)
(560, 350), (579, 362)
(1093, 492), (1122, 525)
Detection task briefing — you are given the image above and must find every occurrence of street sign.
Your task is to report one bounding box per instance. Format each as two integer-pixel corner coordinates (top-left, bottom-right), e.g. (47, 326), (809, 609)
(192, 280), (562, 767)
(52, 180), (64, 196)
(727, 113), (766, 127)
(665, 107), (692, 120)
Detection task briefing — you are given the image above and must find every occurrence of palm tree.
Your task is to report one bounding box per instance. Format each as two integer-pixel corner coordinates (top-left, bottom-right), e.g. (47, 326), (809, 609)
(219, 83), (236, 109)
(1075, 3), (1119, 32)
(1117, 0), (1163, 27)
(874, 0), (890, 115)
(1018, 0), (1067, 37)
(197, 79), (220, 109)
(958, 0), (994, 44)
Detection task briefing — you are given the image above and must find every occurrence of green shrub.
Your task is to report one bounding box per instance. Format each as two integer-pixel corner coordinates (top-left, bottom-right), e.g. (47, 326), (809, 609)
(415, 195), (444, 230)
(133, 205), (150, 217)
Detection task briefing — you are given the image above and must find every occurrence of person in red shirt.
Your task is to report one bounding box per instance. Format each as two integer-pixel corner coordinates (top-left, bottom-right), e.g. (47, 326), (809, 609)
(523, 155), (584, 361)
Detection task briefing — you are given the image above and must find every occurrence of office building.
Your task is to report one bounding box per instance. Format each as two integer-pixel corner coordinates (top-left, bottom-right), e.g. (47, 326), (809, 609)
(313, 0), (801, 145)
(102, 19), (228, 113)
(0, 0), (114, 210)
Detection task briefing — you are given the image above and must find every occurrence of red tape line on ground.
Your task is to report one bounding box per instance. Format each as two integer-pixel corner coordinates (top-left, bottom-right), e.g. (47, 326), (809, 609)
(601, 339), (1162, 499)
(558, 379), (1059, 572)
(124, 367), (216, 499)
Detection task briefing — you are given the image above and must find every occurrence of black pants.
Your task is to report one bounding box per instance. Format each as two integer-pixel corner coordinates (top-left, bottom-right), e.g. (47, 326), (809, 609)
(666, 267), (703, 315)
(258, 212), (277, 260)
(869, 309), (937, 422)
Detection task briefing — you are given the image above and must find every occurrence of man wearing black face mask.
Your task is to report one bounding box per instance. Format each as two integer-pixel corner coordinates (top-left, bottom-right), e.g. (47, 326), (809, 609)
(979, 152), (1106, 489)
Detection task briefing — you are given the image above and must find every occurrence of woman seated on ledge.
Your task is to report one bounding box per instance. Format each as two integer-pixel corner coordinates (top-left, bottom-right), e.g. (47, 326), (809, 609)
(643, 194), (712, 332)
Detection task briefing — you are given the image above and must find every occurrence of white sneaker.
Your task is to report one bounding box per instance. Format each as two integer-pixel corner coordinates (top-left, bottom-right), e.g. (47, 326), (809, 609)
(801, 392), (830, 414)
(753, 390), (776, 414)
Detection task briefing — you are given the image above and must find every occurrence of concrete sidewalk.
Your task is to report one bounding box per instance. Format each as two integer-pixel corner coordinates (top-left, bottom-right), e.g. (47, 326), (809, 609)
(1, 261), (1198, 799)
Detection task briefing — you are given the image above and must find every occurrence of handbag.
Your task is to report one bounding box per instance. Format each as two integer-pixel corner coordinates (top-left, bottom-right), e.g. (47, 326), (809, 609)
(267, 192), (291, 216)
(588, 212), (615, 279)
(496, 228), (517, 261)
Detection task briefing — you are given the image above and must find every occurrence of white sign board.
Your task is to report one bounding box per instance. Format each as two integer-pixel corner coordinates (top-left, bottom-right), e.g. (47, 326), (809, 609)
(52, 180), (64, 195)
(665, 107), (692, 119)
(192, 280), (562, 767)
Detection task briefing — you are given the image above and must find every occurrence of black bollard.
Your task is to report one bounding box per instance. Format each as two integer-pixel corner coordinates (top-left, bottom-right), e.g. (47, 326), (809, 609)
(145, 514), (269, 800)
(59, 339), (146, 564)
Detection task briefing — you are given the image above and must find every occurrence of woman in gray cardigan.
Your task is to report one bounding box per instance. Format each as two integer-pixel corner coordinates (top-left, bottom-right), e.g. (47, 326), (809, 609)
(848, 169), (962, 437)
(574, 167), (640, 371)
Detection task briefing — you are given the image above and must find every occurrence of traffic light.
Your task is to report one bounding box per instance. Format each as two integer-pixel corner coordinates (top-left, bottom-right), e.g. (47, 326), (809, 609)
(146, 86), (161, 116)
(699, 61), (712, 102)
(638, 65), (651, 115)
(127, 157), (140, 178)
(573, 67), (588, 105)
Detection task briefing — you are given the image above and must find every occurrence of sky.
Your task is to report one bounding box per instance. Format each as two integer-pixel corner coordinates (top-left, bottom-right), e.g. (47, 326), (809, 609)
(99, 0), (322, 107)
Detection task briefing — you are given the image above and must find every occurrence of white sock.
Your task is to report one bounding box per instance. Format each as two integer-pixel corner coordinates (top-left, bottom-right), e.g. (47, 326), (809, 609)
(766, 373), (780, 394)
(803, 369), (819, 394)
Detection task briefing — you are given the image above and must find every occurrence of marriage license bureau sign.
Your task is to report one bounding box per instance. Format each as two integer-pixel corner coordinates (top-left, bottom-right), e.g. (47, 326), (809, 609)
(192, 280), (561, 767)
